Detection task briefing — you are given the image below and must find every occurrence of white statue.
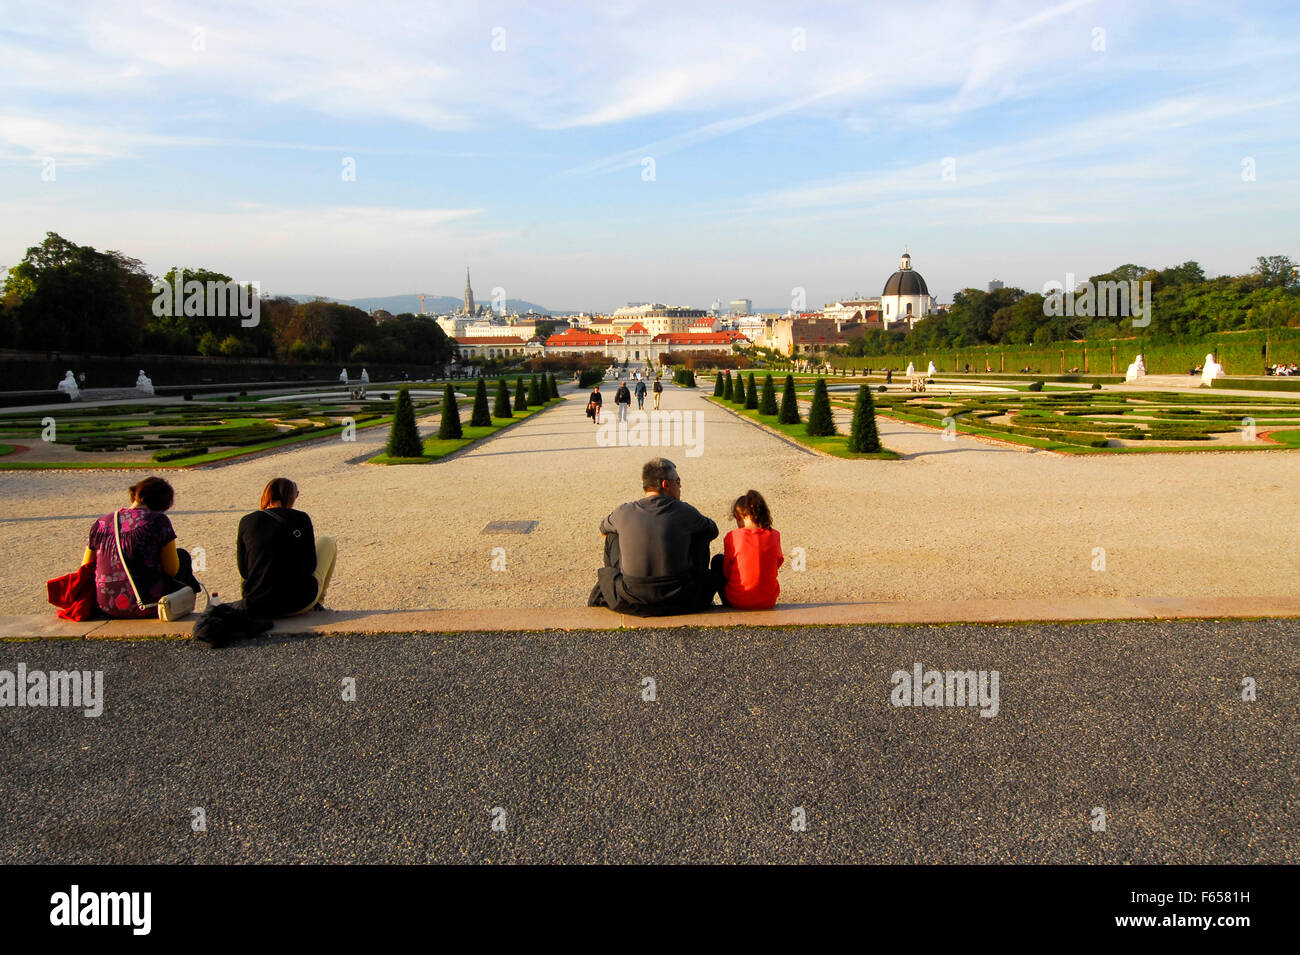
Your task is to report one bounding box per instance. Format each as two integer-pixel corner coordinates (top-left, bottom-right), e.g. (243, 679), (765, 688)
(906, 361), (916, 376)
(339, 368), (349, 384)
(1125, 354), (1147, 382)
(360, 368), (370, 384)
(1202, 353), (1225, 386)
(135, 369), (154, 395)
(57, 371), (80, 400)
(927, 361), (937, 376)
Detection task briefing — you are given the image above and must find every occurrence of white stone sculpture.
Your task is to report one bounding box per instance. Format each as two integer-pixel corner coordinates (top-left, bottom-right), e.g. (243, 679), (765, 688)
(339, 368), (349, 384)
(57, 371), (80, 400)
(1125, 354), (1147, 382)
(1202, 353), (1224, 386)
(360, 368), (370, 384)
(927, 361), (937, 376)
(135, 370), (154, 395)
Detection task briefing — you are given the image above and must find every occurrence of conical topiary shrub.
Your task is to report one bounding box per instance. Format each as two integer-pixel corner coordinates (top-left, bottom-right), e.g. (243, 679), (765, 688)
(494, 378), (513, 418)
(438, 383), (463, 439)
(683, 368), (696, 388)
(527, 374), (542, 406)
(779, 374), (801, 424)
(759, 374), (778, 415)
(744, 373), (759, 409)
(713, 373), (724, 397)
(548, 373), (559, 399)
(514, 377), (528, 412)
(723, 372), (733, 401)
(386, 386), (423, 457)
(805, 377), (836, 436)
(848, 384), (881, 453)
(470, 377), (492, 427)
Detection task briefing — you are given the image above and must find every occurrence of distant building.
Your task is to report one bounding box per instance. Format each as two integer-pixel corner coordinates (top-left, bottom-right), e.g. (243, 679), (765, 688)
(988, 279), (1005, 292)
(453, 336), (528, 360)
(880, 250), (935, 329)
(729, 298), (752, 316)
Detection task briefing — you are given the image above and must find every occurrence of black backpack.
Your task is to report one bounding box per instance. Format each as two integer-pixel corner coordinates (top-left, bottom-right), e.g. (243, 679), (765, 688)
(192, 603), (273, 648)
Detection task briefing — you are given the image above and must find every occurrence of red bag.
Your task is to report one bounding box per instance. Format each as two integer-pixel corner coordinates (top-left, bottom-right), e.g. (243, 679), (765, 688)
(47, 564), (99, 621)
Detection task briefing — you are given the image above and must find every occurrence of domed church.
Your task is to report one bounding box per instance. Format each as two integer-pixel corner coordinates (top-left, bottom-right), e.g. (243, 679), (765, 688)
(880, 250), (935, 328)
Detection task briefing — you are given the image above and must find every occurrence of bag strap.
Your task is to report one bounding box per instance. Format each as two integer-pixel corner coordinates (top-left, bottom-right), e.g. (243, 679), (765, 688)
(112, 509), (153, 610)
(262, 507), (303, 538)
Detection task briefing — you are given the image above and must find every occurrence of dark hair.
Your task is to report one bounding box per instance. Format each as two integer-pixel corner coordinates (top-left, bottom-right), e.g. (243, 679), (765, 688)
(129, 476), (174, 511)
(733, 490), (772, 530)
(260, 477), (299, 510)
(642, 457), (677, 491)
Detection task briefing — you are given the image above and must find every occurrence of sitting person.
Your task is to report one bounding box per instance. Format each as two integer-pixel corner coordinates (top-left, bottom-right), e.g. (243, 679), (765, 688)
(588, 457), (718, 616)
(710, 490), (784, 610)
(82, 476), (202, 618)
(237, 477), (337, 616)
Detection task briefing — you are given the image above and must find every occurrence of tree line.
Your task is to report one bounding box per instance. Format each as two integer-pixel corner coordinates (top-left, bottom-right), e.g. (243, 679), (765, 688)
(1, 232), (454, 364)
(835, 256), (1298, 356)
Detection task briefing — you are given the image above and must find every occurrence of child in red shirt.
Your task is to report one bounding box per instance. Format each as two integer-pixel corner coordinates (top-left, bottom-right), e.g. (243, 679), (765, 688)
(711, 490), (783, 609)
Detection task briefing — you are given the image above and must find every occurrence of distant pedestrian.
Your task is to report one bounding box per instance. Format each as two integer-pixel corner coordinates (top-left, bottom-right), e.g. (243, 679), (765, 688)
(587, 384), (603, 425)
(615, 381), (632, 422)
(653, 377), (663, 410)
(635, 378), (647, 409)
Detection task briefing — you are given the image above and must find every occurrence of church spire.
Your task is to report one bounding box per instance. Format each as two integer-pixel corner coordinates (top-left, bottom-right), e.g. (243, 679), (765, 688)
(463, 266), (475, 315)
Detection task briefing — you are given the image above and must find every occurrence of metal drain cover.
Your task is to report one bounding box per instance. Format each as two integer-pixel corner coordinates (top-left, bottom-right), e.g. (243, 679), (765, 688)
(481, 520), (539, 534)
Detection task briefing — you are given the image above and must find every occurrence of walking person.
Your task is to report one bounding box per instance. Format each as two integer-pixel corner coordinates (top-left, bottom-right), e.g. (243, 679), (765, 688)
(652, 376), (663, 410)
(615, 380), (632, 423)
(635, 377), (648, 410)
(586, 383), (603, 425)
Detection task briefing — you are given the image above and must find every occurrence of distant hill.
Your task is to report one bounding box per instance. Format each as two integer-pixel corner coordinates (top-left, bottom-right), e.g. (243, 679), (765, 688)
(281, 293), (554, 316)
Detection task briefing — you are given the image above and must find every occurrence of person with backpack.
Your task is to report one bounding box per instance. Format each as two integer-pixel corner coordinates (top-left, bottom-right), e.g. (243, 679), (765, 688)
(236, 477), (336, 617)
(635, 377), (648, 410)
(615, 380), (632, 422)
(652, 376), (663, 410)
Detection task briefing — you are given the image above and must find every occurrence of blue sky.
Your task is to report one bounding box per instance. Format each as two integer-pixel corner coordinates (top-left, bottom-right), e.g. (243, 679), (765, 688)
(1, 0), (1297, 312)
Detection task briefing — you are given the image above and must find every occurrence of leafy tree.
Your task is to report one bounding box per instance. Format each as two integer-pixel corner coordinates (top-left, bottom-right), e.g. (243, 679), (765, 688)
(744, 373), (759, 409)
(759, 374), (778, 415)
(438, 383), (463, 439)
(514, 377), (528, 412)
(470, 377), (492, 426)
(494, 378), (513, 418)
(386, 387), (423, 457)
(805, 378), (835, 436)
(1254, 255), (1298, 289)
(779, 374), (801, 424)
(847, 385), (881, 453)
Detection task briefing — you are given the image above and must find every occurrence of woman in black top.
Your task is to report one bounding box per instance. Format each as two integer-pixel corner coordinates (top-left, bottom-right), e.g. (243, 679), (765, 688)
(587, 384), (603, 425)
(236, 478), (337, 616)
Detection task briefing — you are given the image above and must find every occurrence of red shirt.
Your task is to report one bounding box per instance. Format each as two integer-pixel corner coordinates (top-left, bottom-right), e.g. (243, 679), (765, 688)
(723, 527), (783, 609)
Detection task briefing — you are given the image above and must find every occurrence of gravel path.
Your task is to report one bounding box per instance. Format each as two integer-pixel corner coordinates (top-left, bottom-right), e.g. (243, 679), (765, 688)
(1, 381), (1298, 613)
(0, 619), (1292, 863)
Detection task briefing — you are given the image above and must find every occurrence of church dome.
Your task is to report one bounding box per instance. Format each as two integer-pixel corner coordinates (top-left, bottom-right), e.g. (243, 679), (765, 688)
(882, 251), (929, 298)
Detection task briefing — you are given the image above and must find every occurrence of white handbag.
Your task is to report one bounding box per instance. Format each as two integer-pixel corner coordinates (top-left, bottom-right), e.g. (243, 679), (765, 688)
(113, 509), (203, 620)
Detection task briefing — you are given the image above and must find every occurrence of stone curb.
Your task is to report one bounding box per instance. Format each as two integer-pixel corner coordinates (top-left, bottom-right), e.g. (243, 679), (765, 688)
(5, 596), (1298, 641)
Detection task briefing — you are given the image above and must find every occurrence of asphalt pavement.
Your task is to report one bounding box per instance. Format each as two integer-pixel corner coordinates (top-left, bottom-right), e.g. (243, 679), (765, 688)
(0, 619), (1294, 863)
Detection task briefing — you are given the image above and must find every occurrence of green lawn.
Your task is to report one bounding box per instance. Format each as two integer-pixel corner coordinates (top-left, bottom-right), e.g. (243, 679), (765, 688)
(706, 397), (900, 460)
(369, 399), (561, 464)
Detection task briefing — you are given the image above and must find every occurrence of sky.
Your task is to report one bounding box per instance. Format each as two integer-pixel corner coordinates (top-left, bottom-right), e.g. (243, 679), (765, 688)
(1, 0), (1297, 313)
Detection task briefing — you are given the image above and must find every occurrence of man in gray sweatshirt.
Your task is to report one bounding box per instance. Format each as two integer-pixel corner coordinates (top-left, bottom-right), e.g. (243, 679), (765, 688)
(588, 457), (718, 615)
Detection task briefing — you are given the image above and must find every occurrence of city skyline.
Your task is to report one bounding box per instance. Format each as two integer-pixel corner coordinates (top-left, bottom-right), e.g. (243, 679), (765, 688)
(2, 1), (1297, 311)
